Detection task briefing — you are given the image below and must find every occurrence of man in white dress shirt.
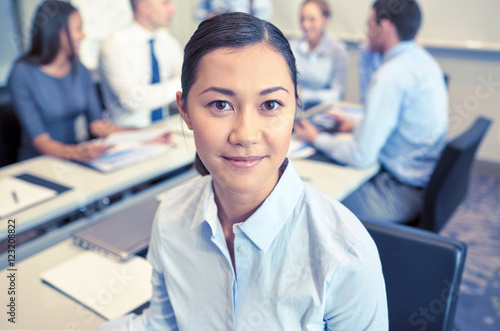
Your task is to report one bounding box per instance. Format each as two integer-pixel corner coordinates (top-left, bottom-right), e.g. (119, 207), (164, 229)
(99, 0), (182, 128)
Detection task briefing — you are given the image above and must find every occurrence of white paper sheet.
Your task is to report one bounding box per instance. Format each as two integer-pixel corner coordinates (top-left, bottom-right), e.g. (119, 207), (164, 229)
(104, 126), (171, 145)
(40, 251), (152, 321)
(85, 143), (171, 173)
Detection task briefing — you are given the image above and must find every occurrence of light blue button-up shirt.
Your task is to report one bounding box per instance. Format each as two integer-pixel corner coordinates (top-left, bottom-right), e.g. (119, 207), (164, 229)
(358, 42), (382, 104)
(315, 41), (449, 188)
(290, 35), (348, 107)
(97, 160), (388, 330)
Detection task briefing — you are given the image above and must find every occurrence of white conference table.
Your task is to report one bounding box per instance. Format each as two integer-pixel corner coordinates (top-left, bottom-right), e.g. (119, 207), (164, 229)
(0, 115), (196, 241)
(0, 153), (379, 330)
(0, 169), (199, 331)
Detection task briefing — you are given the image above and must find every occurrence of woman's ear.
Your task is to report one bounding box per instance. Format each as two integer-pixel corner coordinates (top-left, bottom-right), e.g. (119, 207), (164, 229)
(176, 91), (193, 130)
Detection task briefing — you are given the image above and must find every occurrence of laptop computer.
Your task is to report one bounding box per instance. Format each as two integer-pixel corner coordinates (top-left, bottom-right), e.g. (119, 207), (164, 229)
(72, 198), (161, 261)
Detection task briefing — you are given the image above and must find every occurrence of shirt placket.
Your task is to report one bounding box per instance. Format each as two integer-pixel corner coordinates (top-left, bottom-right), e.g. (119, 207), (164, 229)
(233, 224), (253, 327)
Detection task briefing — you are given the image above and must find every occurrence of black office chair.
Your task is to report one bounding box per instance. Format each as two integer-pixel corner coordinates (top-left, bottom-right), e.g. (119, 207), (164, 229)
(0, 87), (21, 167)
(94, 82), (106, 111)
(413, 116), (492, 232)
(362, 219), (467, 331)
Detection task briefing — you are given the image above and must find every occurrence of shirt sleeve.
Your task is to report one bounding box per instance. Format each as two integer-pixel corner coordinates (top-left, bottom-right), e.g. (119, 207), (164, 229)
(99, 36), (181, 114)
(8, 63), (47, 141)
(324, 236), (388, 330)
(299, 41), (348, 104)
(313, 73), (402, 168)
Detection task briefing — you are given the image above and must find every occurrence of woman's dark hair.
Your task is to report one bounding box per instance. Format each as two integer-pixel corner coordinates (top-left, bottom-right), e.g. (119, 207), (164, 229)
(373, 0), (422, 41)
(181, 12), (299, 176)
(21, 0), (78, 66)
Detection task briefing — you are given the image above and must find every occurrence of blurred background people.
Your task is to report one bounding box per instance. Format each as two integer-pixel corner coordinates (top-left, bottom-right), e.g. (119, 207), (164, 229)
(289, 0), (348, 109)
(8, 0), (122, 162)
(99, 0), (182, 128)
(294, 0), (449, 224)
(194, 0), (273, 21)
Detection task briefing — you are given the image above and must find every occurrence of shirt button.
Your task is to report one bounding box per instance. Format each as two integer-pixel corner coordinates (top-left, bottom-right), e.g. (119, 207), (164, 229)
(238, 247), (245, 253)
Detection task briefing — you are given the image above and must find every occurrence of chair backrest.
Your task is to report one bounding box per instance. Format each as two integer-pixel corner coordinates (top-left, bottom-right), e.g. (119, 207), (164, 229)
(419, 116), (492, 232)
(0, 86), (21, 167)
(362, 219), (467, 331)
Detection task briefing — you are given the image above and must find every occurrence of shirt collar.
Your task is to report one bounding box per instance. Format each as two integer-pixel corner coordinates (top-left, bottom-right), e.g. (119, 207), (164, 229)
(382, 40), (416, 63)
(239, 159), (304, 251)
(131, 21), (163, 41)
(203, 158), (304, 252)
(298, 33), (329, 56)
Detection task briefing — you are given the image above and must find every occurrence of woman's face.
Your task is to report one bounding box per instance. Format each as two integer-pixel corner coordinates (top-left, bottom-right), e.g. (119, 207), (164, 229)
(60, 11), (85, 57)
(178, 44), (296, 197)
(300, 2), (329, 46)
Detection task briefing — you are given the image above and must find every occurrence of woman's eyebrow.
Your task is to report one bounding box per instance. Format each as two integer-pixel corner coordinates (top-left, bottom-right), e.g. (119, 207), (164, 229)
(200, 87), (235, 96)
(260, 86), (290, 95)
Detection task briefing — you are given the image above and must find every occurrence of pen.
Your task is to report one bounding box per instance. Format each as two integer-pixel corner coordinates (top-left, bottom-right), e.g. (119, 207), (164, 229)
(12, 191), (18, 204)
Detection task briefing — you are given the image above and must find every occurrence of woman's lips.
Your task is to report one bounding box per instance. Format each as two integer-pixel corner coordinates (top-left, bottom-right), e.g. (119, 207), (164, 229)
(223, 156), (265, 169)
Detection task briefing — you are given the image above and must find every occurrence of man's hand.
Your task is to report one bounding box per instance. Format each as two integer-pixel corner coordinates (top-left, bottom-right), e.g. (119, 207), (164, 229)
(332, 114), (357, 132)
(150, 131), (173, 145)
(73, 141), (113, 161)
(293, 119), (319, 144)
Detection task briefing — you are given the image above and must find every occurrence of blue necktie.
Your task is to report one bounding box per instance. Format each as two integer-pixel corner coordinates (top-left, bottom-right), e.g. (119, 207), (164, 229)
(150, 39), (163, 122)
(249, 0), (255, 16)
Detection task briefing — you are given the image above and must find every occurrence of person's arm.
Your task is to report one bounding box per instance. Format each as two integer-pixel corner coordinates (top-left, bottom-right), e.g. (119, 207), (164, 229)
(99, 37), (181, 114)
(32, 133), (111, 161)
(313, 74), (402, 168)
(299, 41), (349, 104)
(324, 237), (388, 330)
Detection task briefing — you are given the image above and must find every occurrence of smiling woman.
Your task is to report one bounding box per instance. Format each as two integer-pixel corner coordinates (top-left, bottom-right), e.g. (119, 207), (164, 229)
(97, 12), (388, 331)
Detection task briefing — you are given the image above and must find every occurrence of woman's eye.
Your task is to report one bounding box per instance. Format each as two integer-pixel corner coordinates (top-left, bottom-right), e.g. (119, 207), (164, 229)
(261, 100), (280, 111)
(210, 100), (232, 111)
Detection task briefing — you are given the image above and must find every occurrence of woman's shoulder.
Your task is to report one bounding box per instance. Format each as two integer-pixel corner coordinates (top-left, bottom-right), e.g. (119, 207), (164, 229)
(300, 183), (372, 247)
(75, 61), (92, 76)
(324, 35), (347, 54)
(9, 60), (37, 78)
(156, 175), (212, 220)
(8, 60), (41, 89)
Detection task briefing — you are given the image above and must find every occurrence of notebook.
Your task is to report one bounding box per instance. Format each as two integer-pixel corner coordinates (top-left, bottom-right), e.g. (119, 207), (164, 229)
(72, 198), (161, 261)
(40, 251), (152, 320)
(0, 174), (71, 218)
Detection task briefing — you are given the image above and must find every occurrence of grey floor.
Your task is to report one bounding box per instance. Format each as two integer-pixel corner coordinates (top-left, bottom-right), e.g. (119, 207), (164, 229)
(440, 170), (500, 331)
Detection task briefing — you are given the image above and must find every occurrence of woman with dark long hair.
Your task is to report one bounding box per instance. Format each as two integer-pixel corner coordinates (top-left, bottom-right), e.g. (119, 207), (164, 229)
(8, 0), (122, 161)
(98, 12), (387, 330)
